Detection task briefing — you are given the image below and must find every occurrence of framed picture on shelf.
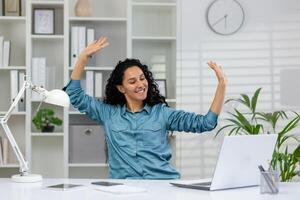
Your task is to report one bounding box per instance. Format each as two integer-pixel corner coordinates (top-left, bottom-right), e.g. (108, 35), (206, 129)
(156, 79), (167, 98)
(3, 0), (21, 16)
(33, 8), (55, 35)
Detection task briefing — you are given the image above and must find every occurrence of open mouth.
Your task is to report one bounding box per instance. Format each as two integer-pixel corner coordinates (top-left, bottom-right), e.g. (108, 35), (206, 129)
(135, 88), (146, 94)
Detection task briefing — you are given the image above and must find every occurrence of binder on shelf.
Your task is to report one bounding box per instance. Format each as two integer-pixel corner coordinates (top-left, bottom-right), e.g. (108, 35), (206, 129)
(18, 71), (25, 111)
(78, 26), (86, 59)
(3, 40), (11, 67)
(38, 58), (46, 89)
(31, 57), (46, 101)
(10, 70), (19, 112)
(71, 26), (79, 67)
(70, 26), (87, 67)
(87, 28), (95, 46)
(95, 72), (103, 98)
(46, 66), (56, 90)
(86, 71), (94, 97)
(87, 28), (95, 66)
(0, 36), (3, 67)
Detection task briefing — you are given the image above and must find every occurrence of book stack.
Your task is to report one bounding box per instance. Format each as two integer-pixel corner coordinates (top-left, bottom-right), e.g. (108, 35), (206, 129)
(150, 55), (166, 79)
(70, 26), (95, 67)
(10, 70), (26, 112)
(0, 35), (11, 68)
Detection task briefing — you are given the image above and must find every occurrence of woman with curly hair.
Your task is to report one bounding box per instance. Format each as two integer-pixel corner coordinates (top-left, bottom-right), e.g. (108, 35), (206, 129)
(65, 37), (227, 179)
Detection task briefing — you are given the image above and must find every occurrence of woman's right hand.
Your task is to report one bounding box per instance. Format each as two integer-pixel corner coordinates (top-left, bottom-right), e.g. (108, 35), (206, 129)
(71, 37), (109, 80)
(80, 36), (109, 59)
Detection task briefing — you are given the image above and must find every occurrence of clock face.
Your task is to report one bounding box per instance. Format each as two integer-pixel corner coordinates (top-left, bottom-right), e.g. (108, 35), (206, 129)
(206, 0), (245, 35)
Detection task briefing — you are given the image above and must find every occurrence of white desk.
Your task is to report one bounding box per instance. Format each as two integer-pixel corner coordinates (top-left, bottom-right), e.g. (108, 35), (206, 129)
(0, 178), (299, 200)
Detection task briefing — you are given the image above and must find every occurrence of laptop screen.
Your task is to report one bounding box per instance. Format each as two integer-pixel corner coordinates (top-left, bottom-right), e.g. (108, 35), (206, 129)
(210, 134), (277, 190)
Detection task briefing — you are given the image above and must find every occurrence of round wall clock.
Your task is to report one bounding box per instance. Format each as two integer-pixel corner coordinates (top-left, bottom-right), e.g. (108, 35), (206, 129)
(206, 0), (245, 35)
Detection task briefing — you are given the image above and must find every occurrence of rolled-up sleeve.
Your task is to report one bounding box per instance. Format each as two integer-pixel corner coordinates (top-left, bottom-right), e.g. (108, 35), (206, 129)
(163, 105), (218, 133)
(64, 80), (109, 124)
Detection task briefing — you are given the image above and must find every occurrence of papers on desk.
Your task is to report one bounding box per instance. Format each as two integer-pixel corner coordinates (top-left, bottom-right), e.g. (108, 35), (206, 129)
(95, 185), (147, 195)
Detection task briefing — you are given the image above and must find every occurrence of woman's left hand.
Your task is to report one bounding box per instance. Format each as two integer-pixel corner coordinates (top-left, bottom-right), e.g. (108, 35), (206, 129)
(207, 60), (227, 85)
(207, 60), (227, 114)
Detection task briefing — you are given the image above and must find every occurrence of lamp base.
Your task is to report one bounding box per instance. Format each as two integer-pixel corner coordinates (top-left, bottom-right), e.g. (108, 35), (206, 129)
(11, 174), (42, 183)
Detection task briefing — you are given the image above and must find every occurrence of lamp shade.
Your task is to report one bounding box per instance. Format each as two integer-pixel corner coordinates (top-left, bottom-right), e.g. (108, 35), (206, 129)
(44, 89), (70, 107)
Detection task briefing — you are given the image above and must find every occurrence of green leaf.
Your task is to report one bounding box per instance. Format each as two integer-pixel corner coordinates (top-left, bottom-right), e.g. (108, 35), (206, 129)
(241, 94), (251, 108)
(228, 127), (240, 136)
(215, 124), (235, 138)
(278, 116), (300, 147)
(293, 145), (300, 160)
(251, 88), (261, 114)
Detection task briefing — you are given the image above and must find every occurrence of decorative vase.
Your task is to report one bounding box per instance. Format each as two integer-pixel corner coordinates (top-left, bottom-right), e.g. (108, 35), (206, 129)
(75, 0), (92, 17)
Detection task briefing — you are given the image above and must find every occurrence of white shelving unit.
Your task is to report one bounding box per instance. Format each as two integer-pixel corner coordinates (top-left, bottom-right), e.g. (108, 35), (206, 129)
(0, 0), (27, 174)
(0, 0), (177, 179)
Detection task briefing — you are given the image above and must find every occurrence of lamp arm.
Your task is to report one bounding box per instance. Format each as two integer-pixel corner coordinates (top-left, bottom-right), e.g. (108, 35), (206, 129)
(0, 79), (47, 176)
(0, 75), (61, 179)
(0, 122), (29, 175)
(0, 80), (31, 175)
(3, 80), (30, 122)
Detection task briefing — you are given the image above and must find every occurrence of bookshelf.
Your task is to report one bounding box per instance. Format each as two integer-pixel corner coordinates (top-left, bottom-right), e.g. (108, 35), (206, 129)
(0, 0), (177, 178)
(0, 0), (27, 173)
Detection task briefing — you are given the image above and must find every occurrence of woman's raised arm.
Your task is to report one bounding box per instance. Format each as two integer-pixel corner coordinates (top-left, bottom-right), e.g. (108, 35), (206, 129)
(71, 36), (109, 80)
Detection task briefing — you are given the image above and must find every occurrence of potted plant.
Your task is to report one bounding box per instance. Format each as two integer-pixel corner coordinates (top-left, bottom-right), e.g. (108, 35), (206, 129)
(32, 108), (63, 132)
(216, 88), (300, 181)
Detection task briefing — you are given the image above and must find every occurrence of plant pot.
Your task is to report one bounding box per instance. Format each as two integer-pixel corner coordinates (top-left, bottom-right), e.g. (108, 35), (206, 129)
(42, 125), (55, 132)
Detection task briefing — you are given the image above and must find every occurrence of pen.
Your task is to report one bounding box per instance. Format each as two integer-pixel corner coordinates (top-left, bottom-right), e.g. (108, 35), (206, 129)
(258, 165), (278, 193)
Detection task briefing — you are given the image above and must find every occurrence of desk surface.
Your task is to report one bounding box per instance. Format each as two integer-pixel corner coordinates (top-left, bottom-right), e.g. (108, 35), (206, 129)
(0, 178), (299, 200)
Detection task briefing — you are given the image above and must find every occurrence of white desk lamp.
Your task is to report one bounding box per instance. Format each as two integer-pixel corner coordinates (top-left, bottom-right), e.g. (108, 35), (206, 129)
(0, 76), (70, 183)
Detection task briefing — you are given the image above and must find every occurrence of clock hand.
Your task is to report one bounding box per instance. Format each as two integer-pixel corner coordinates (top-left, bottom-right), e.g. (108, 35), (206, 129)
(211, 14), (227, 27)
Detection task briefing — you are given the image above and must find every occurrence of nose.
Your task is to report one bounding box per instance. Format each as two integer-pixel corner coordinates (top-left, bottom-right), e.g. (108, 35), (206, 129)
(137, 80), (145, 87)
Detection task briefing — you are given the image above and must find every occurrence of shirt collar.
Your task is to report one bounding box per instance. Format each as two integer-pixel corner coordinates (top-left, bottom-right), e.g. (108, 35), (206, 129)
(121, 104), (151, 115)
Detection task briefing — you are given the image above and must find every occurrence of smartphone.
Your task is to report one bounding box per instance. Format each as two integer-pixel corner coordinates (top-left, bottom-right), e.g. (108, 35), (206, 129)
(91, 181), (123, 186)
(46, 184), (83, 191)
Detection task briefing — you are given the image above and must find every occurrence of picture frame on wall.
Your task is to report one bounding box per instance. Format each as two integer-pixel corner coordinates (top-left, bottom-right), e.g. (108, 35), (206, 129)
(33, 8), (55, 35)
(3, 0), (21, 16)
(156, 79), (167, 98)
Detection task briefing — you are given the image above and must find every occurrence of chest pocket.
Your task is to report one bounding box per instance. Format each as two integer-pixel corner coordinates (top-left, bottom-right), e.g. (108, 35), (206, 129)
(141, 123), (164, 147)
(111, 124), (136, 147)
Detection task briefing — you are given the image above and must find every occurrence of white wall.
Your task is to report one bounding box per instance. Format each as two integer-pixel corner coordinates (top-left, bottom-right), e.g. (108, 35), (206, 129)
(176, 0), (300, 179)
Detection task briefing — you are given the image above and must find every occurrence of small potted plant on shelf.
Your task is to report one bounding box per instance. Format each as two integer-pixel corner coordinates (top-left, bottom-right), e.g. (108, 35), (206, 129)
(216, 88), (300, 182)
(32, 108), (63, 132)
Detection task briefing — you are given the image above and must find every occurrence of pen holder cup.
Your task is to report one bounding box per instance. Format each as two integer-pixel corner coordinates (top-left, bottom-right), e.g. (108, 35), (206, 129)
(260, 171), (279, 194)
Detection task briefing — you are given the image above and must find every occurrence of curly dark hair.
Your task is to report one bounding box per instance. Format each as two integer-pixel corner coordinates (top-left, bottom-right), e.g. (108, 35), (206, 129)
(103, 58), (167, 107)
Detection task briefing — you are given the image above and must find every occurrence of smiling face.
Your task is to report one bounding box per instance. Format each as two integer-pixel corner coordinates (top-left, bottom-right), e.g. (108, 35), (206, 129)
(117, 66), (148, 106)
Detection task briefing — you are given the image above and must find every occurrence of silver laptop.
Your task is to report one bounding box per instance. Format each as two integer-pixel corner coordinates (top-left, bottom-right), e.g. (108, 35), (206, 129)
(170, 134), (278, 191)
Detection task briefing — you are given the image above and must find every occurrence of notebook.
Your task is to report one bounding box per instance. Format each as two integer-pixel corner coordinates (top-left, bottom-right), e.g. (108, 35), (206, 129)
(170, 134), (278, 191)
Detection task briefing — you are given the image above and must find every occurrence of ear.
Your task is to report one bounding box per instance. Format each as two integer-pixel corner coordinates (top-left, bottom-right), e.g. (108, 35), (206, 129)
(116, 85), (125, 94)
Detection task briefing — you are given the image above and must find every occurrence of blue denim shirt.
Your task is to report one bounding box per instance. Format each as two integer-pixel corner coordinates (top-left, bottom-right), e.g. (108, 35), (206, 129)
(65, 80), (218, 179)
